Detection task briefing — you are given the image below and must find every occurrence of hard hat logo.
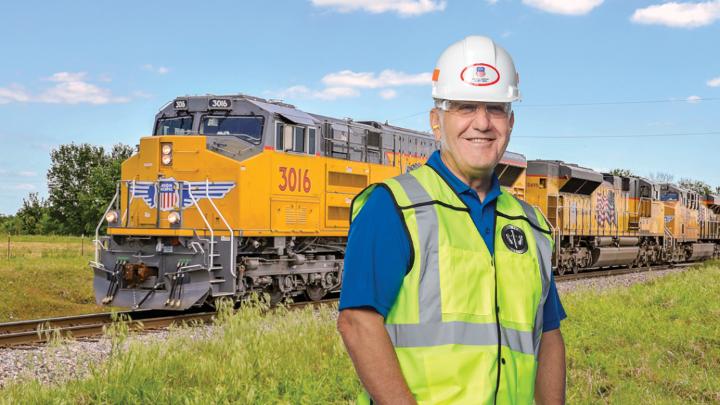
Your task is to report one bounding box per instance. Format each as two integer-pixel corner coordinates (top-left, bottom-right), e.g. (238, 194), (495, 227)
(460, 63), (500, 87)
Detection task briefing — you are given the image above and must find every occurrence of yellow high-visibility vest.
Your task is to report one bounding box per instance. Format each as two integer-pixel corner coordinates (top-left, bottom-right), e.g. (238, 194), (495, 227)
(351, 164), (554, 404)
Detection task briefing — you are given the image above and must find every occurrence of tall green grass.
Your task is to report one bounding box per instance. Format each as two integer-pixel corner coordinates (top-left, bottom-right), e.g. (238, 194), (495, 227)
(0, 235), (101, 322)
(1, 302), (360, 404)
(1, 262), (718, 404)
(563, 261), (720, 404)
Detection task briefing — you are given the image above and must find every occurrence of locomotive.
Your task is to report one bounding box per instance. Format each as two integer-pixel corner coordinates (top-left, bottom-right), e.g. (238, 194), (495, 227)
(90, 94), (720, 310)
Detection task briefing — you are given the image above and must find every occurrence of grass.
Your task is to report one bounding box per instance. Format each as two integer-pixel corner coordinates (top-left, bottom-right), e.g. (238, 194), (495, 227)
(0, 256), (718, 404)
(0, 302), (360, 404)
(563, 260), (720, 404)
(0, 234), (104, 322)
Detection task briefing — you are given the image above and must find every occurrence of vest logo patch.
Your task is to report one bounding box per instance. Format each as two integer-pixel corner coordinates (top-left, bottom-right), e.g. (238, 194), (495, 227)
(501, 225), (528, 254)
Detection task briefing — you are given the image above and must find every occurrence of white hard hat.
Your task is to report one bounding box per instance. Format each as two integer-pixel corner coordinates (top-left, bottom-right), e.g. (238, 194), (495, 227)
(432, 36), (520, 103)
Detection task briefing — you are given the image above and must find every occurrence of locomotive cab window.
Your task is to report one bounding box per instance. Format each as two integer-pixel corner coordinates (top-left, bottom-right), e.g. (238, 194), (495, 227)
(275, 122), (285, 150)
(293, 126), (306, 153)
(308, 128), (316, 155)
(156, 116), (193, 135)
(200, 115), (264, 144)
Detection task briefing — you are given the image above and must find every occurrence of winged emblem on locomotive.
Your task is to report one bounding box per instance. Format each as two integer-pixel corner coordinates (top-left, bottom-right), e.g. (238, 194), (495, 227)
(129, 179), (235, 211)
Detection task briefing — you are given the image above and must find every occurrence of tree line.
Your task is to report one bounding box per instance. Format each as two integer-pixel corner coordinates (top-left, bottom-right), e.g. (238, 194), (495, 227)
(0, 143), (134, 235)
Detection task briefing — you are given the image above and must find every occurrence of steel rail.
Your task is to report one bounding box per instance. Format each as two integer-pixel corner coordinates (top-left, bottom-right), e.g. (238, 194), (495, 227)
(556, 262), (694, 283)
(0, 299), (339, 348)
(0, 311), (215, 348)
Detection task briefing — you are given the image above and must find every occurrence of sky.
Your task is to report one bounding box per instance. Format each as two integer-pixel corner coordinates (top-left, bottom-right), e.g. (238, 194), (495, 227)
(0, 0), (718, 214)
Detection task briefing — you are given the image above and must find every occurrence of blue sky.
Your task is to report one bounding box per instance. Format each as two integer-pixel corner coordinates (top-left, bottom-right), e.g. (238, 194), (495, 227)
(0, 0), (719, 214)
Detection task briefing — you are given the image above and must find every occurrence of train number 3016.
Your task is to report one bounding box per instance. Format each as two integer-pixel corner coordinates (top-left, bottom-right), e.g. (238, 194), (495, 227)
(278, 167), (311, 193)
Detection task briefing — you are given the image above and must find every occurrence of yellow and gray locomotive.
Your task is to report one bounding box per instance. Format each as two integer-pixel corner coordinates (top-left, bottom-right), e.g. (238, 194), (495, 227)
(91, 93), (720, 310)
(91, 94), (528, 309)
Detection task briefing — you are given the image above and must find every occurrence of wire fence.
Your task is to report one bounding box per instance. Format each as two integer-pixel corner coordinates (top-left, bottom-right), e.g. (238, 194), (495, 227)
(3, 234), (89, 260)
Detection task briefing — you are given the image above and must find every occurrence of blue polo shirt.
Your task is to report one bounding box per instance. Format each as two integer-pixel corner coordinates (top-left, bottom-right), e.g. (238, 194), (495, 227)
(339, 150), (567, 332)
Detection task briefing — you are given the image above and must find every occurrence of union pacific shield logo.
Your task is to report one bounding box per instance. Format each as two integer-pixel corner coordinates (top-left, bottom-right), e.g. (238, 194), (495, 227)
(158, 179), (179, 211)
(460, 63), (500, 86)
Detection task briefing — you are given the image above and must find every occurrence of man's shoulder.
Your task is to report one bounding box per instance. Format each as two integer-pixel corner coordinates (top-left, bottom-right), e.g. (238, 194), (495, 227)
(351, 184), (400, 222)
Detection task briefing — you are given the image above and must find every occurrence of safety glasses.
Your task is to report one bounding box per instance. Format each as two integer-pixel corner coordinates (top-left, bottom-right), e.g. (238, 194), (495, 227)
(438, 100), (512, 118)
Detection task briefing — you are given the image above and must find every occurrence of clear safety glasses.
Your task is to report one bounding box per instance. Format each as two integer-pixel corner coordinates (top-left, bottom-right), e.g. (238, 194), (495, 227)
(437, 100), (512, 119)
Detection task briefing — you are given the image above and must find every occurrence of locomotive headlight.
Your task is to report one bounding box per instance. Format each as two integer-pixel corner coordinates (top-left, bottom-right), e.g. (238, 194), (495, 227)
(161, 142), (173, 165)
(105, 210), (119, 224)
(167, 211), (181, 224)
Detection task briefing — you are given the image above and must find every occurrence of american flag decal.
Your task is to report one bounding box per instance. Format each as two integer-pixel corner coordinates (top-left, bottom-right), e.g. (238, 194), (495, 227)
(595, 191), (617, 228)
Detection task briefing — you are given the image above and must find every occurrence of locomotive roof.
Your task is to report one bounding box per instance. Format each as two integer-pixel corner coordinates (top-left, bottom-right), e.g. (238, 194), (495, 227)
(158, 94), (433, 138)
(527, 159), (603, 182)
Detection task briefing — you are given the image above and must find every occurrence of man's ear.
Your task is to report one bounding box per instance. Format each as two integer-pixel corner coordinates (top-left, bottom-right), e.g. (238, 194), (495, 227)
(430, 109), (442, 141)
(509, 111), (515, 134)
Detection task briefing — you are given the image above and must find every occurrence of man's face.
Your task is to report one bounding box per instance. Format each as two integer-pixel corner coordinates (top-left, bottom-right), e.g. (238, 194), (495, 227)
(430, 101), (514, 180)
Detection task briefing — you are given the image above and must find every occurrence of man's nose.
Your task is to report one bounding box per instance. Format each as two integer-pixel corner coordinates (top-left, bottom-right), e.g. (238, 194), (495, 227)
(471, 105), (492, 132)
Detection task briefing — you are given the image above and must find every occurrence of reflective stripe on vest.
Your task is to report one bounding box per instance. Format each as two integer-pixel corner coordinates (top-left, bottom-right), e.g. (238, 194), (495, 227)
(516, 199), (554, 356)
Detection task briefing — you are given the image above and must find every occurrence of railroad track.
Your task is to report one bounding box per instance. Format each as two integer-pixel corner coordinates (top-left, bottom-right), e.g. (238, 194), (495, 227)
(0, 310), (216, 348)
(0, 298), (338, 348)
(0, 262), (699, 348)
(555, 262), (694, 282)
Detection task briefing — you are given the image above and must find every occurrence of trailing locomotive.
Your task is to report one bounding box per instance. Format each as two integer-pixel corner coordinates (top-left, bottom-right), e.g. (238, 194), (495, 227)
(91, 94), (720, 310)
(524, 161), (720, 275)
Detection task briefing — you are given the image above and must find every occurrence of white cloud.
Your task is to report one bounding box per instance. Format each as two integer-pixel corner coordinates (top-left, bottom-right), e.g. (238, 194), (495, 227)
(277, 85), (360, 100)
(142, 64), (170, 74)
(13, 184), (36, 191)
(707, 76), (720, 87)
(522, 0), (604, 15)
(38, 72), (130, 105)
(322, 69), (432, 88)
(274, 68), (429, 101)
(46, 72), (87, 83)
(17, 171), (37, 177)
(686, 95), (702, 103)
(0, 72), (131, 105)
(486, 0), (499, 4)
(311, 0), (446, 16)
(379, 89), (398, 99)
(0, 85), (31, 104)
(631, 1), (720, 28)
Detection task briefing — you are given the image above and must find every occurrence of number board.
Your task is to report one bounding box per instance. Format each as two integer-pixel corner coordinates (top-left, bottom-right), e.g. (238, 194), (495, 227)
(278, 167), (312, 193)
(174, 99), (188, 110)
(208, 98), (232, 110)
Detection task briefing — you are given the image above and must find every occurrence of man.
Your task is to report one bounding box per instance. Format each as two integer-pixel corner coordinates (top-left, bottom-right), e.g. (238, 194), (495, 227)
(337, 36), (567, 405)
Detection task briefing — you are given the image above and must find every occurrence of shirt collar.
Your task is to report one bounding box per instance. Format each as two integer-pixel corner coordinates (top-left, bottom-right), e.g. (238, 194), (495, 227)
(426, 150), (502, 204)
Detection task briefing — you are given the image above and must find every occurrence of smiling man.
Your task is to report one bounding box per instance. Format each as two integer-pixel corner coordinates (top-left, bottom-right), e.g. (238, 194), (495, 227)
(337, 36), (567, 404)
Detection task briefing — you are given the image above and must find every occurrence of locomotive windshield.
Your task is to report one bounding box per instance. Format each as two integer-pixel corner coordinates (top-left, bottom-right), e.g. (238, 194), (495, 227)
(200, 116), (264, 144)
(156, 116), (193, 135)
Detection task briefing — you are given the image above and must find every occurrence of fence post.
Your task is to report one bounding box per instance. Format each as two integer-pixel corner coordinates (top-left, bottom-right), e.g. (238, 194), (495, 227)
(81, 234), (84, 256)
(6, 235), (9, 259)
